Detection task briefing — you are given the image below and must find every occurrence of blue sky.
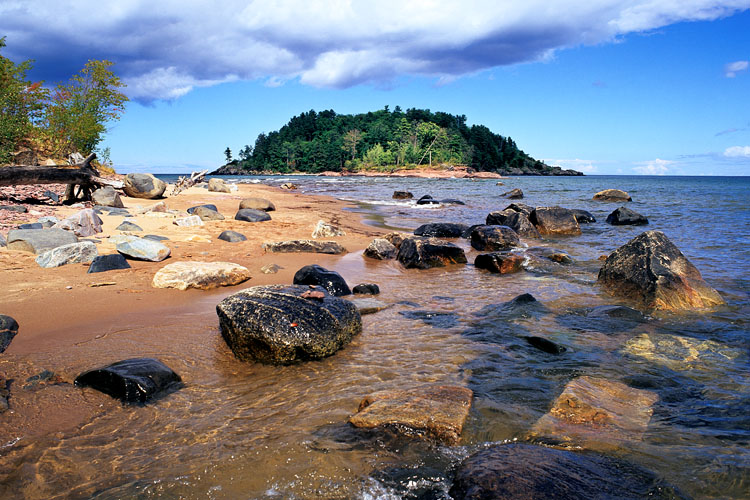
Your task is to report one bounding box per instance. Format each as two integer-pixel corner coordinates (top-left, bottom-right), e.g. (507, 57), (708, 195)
(1, 1), (749, 175)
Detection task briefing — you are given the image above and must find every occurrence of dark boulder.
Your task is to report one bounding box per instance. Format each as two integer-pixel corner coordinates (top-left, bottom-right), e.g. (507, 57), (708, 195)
(17, 223), (43, 229)
(525, 335), (566, 354)
(383, 232), (410, 249)
(0, 315), (19, 353)
(606, 206), (648, 225)
(440, 198), (465, 205)
(353, 283), (380, 295)
(502, 188), (523, 199)
(218, 230), (247, 242)
(598, 230), (724, 311)
(504, 202), (533, 215)
(363, 238), (397, 260)
(397, 237), (467, 269)
(74, 358), (182, 403)
(123, 173), (166, 199)
(0, 205), (27, 213)
(449, 443), (684, 500)
(571, 209), (596, 223)
(187, 204), (218, 215)
(216, 285), (362, 364)
(486, 209), (515, 226)
(489, 211), (540, 238)
(392, 191), (413, 200)
(293, 264), (351, 296)
(416, 195), (440, 205)
(235, 208), (272, 222)
(474, 252), (524, 274)
(470, 225), (520, 251)
(529, 207), (582, 236)
(87, 253), (132, 273)
(414, 222), (469, 238)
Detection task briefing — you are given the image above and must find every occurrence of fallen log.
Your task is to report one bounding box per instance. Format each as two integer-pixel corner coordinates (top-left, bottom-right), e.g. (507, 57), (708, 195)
(171, 169), (208, 196)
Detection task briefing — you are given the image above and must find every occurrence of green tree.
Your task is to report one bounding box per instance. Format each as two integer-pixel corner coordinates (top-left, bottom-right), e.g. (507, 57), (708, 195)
(45, 59), (128, 156)
(342, 129), (363, 160)
(224, 147), (232, 163)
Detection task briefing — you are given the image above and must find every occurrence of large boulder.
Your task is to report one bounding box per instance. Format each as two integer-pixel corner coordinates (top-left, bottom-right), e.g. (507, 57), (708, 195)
(152, 261), (251, 290)
(216, 285), (362, 364)
(397, 237), (467, 269)
(416, 195), (440, 205)
(91, 186), (124, 208)
(571, 208), (596, 223)
(6, 228), (78, 254)
(207, 178), (231, 193)
(529, 207), (582, 236)
(123, 173), (167, 199)
(474, 252), (524, 274)
(293, 264), (351, 296)
(0, 315), (18, 354)
(470, 225), (521, 251)
(116, 238), (171, 262)
(235, 208), (272, 222)
(263, 240), (347, 254)
(363, 238), (397, 260)
(239, 197), (275, 211)
(593, 189), (631, 202)
(311, 220), (345, 238)
(605, 206), (648, 226)
(504, 202), (533, 215)
(414, 222), (468, 238)
(53, 208), (103, 237)
(218, 230), (247, 242)
(35, 241), (98, 268)
(87, 254), (132, 273)
(74, 358), (182, 403)
(449, 443), (683, 500)
(348, 385), (473, 445)
(597, 231), (724, 311)
(487, 210), (540, 238)
(383, 232), (410, 249)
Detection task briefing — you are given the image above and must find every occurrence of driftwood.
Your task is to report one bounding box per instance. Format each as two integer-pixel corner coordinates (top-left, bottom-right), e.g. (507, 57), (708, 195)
(171, 169), (208, 196)
(0, 153), (124, 203)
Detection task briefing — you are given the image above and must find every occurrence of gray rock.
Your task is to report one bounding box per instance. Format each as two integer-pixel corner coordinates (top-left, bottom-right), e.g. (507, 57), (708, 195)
(37, 216), (59, 228)
(260, 264), (282, 274)
(414, 223), (469, 238)
(91, 186), (125, 208)
(311, 220), (345, 238)
(502, 188), (523, 199)
(88, 254), (131, 273)
(187, 204), (218, 214)
(487, 210), (540, 238)
(0, 205), (27, 213)
(43, 190), (60, 203)
(606, 206), (648, 225)
(0, 233), (5, 247)
(193, 206), (225, 221)
(53, 208), (103, 237)
(18, 223), (43, 229)
(293, 264), (351, 296)
(116, 221), (143, 232)
(239, 197), (275, 211)
(143, 234), (169, 242)
(123, 173), (167, 199)
(263, 240), (347, 254)
(208, 178), (231, 193)
(117, 238), (171, 262)
(7, 228), (78, 254)
(397, 237), (467, 269)
(0, 315), (19, 354)
(75, 358), (182, 403)
(470, 225), (521, 251)
(218, 230), (247, 242)
(529, 207), (582, 236)
(35, 241), (98, 268)
(593, 189), (632, 202)
(363, 238), (397, 260)
(349, 298), (391, 315)
(216, 285), (362, 364)
(235, 208), (272, 222)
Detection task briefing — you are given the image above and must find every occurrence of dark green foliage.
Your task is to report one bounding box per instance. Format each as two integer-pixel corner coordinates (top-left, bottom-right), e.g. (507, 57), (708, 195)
(226, 107), (577, 175)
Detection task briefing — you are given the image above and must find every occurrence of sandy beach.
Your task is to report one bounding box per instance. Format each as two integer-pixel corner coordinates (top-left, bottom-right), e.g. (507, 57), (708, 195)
(0, 181), (384, 444)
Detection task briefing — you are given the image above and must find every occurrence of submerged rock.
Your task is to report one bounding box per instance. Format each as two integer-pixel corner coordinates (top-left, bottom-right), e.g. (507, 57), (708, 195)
(6, 228), (78, 254)
(449, 443), (683, 500)
(414, 222), (468, 238)
(397, 237), (467, 269)
(311, 220), (345, 238)
(293, 264), (351, 296)
(474, 252), (524, 274)
(529, 207), (582, 236)
(502, 188), (524, 199)
(348, 385), (473, 445)
(239, 197), (275, 211)
(392, 190), (413, 200)
(263, 239), (347, 254)
(399, 310), (459, 328)
(87, 254), (131, 273)
(216, 284), (362, 364)
(606, 206), (649, 225)
(123, 173), (167, 199)
(593, 189), (632, 202)
(525, 335), (566, 354)
(353, 283), (380, 295)
(624, 333), (744, 372)
(571, 208), (596, 223)
(75, 358), (182, 403)
(0, 315), (19, 353)
(35, 241), (98, 268)
(349, 298), (391, 315)
(470, 225), (520, 251)
(416, 195), (440, 205)
(597, 230), (724, 311)
(152, 261), (251, 290)
(364, 238), (397, 260)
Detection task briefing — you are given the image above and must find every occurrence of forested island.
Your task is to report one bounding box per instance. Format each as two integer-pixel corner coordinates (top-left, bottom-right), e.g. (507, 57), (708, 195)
(213, 107), (582, 176)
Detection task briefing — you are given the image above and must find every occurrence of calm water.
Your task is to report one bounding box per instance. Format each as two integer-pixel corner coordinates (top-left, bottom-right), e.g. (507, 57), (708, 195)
(1, 175), (748, 499)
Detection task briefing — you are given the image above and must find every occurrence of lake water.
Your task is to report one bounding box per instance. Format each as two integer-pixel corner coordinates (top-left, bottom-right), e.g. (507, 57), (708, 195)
(1, 174), (748, 499)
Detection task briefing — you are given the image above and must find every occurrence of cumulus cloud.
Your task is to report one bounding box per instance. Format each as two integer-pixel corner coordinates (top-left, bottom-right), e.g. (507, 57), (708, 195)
(633, 158), (674, 175)
(0, 0), (747, 101)
(725, 60), (749, 77)
(724, 145), (750, 157)
(545, 158), (599, 173)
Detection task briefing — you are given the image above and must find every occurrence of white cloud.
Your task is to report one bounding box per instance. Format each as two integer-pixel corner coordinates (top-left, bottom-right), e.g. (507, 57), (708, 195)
(725, 60), (749, 77)
(545, 158), (599, 173)
(633, 158), (674, 175)
(0, 0), (748, 101)
(724, 145), (750, 157)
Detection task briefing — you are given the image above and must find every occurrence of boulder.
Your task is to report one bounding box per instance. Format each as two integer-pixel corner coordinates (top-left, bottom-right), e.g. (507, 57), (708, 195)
(6, 228), (78, 254)
(187, 204), (218, 214)
(440, 198), (465, 205)
(37, 216), (59, 228)
(312, 220), (345, 238)
(87, 254), (132, 273)
(624, 333), (744, 372)
(529, 207), (582, 236)
(293, 264), (351, 296)
(218, 230), (247, 242)
(53, 208), (103, 237)
(449, 443), (682, 500)
(207, 178), (231, 193)
(260, 263), (282, 274)
(239, 197), (275, 211)
(152, 261), (251, 290)
(117, 238), (171, 262)
(414, 222), (468, 238)
(606, 206), (648, 226)
(173, 215), (204, 227)
(392, 190), (413, 200)
(193, 206), (225, 221)
(530, 376), (659, 447)
(571, 208), (596, 223)
(503, 211), (541, 238)
(35, 241), (98, 268)
(349, 298), (391, 315)
(597, 231), (724, 311)
(470, 225), (521, 251)
(363, 238), (397, 260)
(485, 209), (515, 226)
(123, 173), (167, 199)
(502, 188), (523, 199)
(348, 385), (473, 445)
(235, 208), (272, 222)
(525, 336), (566, 354)
(593, 189), (632, 202)
(91, 186), (124, 208)
(0, 205), (27, 213)
(474, 252), (524, 274)
(397, 237), (467, 269)
(504, 202), (534, 215)
(416, 195), (440, 205)
(383, 232), (410, 249)
(263, 240), (347, 254)
(0, 315), (19, 354)
(526, 247), (574, 265)
(116, 221), (143, 232)
(216, 284), (362, 364)
(43, 190), (60, 203)
(18, 223), (43, 229)
(74, 358), (182, 403)
(353, 283), (380, 295)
